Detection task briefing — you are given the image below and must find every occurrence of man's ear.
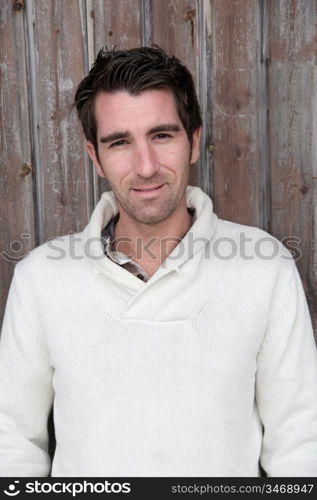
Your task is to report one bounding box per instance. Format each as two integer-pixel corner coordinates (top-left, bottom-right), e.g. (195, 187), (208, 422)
(190, 127), (202, 165)
(86, 141), (106, 178)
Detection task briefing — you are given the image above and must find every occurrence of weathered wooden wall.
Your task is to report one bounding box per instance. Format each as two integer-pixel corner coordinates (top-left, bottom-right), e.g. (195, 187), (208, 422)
(1, 0), (316, 336)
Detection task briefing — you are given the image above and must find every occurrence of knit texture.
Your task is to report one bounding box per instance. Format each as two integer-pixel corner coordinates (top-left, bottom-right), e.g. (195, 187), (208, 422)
(1, 186), (317, 477)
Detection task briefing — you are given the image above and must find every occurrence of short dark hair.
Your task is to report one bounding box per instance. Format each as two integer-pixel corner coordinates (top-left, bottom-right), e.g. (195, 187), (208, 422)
(74, 46), (202, 155)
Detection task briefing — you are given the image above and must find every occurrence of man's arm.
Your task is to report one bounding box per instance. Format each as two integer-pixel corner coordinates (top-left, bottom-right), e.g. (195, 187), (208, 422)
(0, 263), (54, 477)
(256, 260), (317, 476)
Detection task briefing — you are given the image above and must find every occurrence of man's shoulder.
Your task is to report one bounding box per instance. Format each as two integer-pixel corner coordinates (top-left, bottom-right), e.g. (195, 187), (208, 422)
(14, 229), (90, 279)
(216, 217), (292, 258)
(217, 217), (276, 240)
(212, 218), (296, 283)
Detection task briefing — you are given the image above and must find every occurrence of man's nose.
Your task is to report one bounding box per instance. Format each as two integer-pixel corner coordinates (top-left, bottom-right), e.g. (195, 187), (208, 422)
(133, 142), (160, 178)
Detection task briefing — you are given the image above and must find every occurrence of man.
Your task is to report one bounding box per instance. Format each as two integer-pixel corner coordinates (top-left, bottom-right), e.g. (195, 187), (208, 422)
(0, 46), (317, 477)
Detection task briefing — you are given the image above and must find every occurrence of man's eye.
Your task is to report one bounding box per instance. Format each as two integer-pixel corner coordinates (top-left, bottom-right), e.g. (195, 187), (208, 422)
(154, 133), (172, 140)
(109, 140), (127, 148)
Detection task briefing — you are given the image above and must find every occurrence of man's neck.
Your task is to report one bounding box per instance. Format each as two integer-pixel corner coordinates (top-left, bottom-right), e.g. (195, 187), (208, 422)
(113, 199), (193, 277)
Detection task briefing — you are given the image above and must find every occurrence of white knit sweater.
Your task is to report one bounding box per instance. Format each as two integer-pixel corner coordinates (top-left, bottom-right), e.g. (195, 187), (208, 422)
(1, 186), (317, 477)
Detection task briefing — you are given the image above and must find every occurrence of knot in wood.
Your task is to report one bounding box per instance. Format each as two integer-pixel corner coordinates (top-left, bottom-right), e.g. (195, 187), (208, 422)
(184, 9), (195, 21)
(13, 0), (24, 11)
(20, 163), (32, 177)
(235, 148), (242, 159)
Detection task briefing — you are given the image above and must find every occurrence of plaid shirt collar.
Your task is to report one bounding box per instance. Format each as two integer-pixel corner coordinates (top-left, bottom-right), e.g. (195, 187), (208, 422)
(101, 208), (196, 282)
(101, 213), (150, 282)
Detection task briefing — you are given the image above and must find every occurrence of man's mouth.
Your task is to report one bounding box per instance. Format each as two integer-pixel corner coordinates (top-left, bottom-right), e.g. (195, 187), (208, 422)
(132, 184), (165, 192)
(131, 184), (167, 198)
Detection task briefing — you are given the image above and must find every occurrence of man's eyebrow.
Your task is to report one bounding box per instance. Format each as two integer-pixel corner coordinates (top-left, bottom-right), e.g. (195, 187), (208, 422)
(148, 124), (181, 134)
(99, 124), (181, 144)
(100, 131), (130, 144)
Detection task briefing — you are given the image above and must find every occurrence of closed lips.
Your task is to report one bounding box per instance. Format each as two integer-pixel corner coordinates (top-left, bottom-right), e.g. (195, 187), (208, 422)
(133, 184), (164, 191)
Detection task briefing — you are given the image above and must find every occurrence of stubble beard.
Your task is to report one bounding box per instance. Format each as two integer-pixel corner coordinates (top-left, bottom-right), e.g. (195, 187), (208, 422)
(108, 176), (189, 226)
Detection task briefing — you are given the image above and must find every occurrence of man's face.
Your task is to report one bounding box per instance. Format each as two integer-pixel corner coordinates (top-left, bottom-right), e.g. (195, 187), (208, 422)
(86, 89), (201, 225)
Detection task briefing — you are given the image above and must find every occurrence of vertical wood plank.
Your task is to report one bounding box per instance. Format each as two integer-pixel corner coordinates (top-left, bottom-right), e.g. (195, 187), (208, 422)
(200, 0), (214, 198)
(92, 0), (142, 51)
(209, 0), (266, 228)
(267, 0), (317, 336)
(0, 1), (35, 325)
(149, 0), (202, 186)
(89, 0), (142, 199)
(27, 0), (92, 242)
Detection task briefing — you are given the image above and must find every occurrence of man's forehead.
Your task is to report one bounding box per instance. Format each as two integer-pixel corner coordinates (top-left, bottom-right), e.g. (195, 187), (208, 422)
(94, 88), (183, 133)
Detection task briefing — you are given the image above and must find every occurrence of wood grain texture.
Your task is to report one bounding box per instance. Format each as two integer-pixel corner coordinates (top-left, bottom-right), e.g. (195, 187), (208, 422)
(267, 0), (317, 335)
(91, 0), (142, 51)
(150, 0), (201, 186)
(27, 0), (92, 242)
(90, 0), (142, 200)
(209, 0), (266, 228)
(0, 1), (35, 325)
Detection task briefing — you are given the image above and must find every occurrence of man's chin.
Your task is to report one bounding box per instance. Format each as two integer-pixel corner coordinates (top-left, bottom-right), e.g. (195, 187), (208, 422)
(128, 210), (171, 225)
(114, 186), (184, 225)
